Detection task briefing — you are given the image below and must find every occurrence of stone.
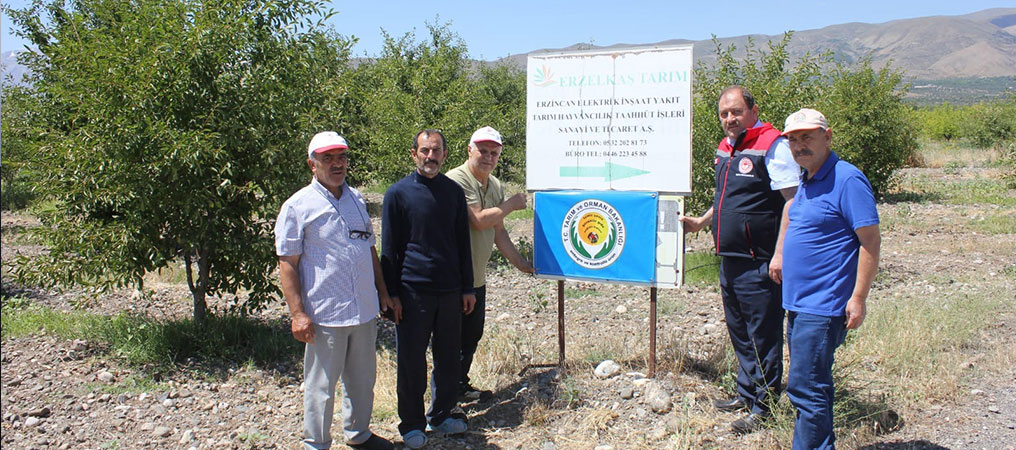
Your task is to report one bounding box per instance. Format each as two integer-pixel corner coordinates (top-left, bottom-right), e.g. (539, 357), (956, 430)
(648, 427), (669, 440)
(71, 339), (88, 352)
(615, 305), (628, 314)
(645, 381), (672, 414)
(138, 392), (150, 402)
(25, 417), (41, 427)
(97, 371), (114, 383)
(595, 446), (614, 450)
(26, 406), (51, 418)
(179, 429), (194, 444)
(162, 399), (174, 408)
(664, 416), (682, 433)
(153, 426), (172, 438)
(140, 422), (155, 432)
(594, 360), (621, 379)
(619, 386), (635, 400)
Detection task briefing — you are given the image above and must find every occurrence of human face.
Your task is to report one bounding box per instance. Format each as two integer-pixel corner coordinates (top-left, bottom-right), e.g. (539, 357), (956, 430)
(467, 141), (502, 176)
(308, 148), (348, 191)
(785, 127), (833, 177)
(412, 132), (447, 178)
(717, 90), (759, 141)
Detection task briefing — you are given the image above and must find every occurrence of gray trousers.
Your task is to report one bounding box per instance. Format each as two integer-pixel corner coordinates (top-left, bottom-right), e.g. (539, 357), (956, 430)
(303, 318), (377, 449)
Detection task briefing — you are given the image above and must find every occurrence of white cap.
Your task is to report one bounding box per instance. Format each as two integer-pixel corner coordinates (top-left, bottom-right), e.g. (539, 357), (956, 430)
(307, 131), (349, 159)
(469, 126), (502, 146)
(782, 108), (829, 136)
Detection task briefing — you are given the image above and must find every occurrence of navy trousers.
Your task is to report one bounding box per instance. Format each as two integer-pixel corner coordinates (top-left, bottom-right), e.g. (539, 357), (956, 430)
(719, 257), (785, 415)
(459, 285), (486, 386)
(786, 311), (847, 450)
(395, 286), (462, 435)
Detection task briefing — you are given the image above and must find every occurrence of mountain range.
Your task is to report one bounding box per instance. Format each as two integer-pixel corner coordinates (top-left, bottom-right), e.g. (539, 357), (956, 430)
(4, 8), (1015, 103)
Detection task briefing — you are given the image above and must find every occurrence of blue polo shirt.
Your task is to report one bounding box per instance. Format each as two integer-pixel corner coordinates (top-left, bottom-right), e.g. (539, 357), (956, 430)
(783, 152), (879, 317)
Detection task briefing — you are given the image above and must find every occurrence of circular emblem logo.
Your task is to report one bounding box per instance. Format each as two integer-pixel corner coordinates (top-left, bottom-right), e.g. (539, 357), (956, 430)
(738, 157), (754, 174)
(561, 199), (625, 269)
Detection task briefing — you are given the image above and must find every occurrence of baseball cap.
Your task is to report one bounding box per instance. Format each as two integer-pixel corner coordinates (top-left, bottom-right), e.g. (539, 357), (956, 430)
(307, 131), (349, 159)
(782, 108), (829, 136)
(469, 126), (503, 146)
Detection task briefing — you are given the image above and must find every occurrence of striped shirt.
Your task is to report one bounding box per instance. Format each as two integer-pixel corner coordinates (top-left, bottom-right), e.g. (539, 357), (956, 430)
(275, 178), (379, 327)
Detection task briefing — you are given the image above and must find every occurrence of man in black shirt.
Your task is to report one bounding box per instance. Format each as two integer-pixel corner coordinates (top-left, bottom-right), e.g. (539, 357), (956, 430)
(381, 129), (476, 449)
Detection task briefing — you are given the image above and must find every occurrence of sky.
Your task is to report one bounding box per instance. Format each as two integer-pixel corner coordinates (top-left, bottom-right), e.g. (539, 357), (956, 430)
(2, 0), (1013, 58)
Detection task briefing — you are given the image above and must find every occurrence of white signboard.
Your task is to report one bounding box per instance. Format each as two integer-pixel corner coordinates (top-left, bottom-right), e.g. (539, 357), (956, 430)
(526, 45), (693, 193)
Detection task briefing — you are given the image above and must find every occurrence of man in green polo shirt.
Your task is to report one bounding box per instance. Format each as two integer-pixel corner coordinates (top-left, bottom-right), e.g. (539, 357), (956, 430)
(446, 126), (534, 403)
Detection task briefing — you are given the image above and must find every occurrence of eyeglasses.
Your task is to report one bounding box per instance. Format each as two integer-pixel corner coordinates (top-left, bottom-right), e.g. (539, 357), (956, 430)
(349, 230), (372, 240)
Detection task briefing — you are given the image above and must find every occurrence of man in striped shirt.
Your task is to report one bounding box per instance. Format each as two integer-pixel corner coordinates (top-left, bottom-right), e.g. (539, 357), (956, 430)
(275, 132), (399, 450)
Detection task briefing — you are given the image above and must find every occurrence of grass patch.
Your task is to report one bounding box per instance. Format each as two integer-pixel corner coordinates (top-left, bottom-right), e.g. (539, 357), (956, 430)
(1, 302), (302, 373)
(842, 282), (1006, 405)
(890, 173), (1015, 206)
(564, 288), (593, 298)
(683, 251), (720, 285)
(970, 213), (1016, 235)
(506, 206), (534, 220)
(917, 140), (999, 169)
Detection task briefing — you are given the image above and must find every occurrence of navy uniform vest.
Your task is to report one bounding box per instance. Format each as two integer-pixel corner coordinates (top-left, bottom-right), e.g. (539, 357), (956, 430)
(711, 123), (786, 260)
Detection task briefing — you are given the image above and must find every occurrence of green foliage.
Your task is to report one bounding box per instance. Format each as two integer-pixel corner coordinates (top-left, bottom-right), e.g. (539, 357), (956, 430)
(913, 103), (964, 141)
(682, 251), (720, 285)
(5, 0), (354, 320)
(342, 22), (527, 186)
(964, 96), (1016, 149)
(689, 35), (916, 213)
(0, 82), (46, 210)
(818, 59), (918, 198)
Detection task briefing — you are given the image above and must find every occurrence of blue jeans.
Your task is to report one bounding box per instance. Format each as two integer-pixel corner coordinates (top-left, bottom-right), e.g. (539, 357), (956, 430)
(786, 311), (847, 450)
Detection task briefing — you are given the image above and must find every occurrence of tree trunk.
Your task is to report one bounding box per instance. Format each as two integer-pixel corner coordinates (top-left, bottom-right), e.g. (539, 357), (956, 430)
(184, 249), (208, 326)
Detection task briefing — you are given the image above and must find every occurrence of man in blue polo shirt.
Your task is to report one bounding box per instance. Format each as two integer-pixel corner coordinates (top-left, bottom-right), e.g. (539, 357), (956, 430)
(773, 108), (881, 450)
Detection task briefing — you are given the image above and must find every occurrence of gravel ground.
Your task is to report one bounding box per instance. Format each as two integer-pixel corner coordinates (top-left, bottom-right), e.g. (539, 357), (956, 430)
(2, 166), (1015, 449)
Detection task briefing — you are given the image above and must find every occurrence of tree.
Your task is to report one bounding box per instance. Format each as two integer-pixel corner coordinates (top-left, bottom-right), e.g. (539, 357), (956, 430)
(341, 22), (528, 187)
(688, 35), (917, 213)
(6, 0), (354, 323)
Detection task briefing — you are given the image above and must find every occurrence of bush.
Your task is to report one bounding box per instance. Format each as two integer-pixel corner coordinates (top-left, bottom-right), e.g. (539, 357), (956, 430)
(963, 96), (1016, 149)
(688, 36), (917, 213)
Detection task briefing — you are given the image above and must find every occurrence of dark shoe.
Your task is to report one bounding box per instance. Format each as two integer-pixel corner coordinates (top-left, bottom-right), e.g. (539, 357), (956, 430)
(459, 383), (493, 403)
(449, 405), (468, 422)
(731, 413), (767, 435)
(713, 397), (748, 412)
(348, 433), (394, 450)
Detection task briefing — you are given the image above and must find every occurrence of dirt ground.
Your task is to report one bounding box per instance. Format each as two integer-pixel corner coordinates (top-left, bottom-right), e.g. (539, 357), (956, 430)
(2, 166), (1014, 449)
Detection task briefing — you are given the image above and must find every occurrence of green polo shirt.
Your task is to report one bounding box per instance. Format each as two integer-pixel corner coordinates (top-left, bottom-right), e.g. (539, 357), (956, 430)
(446, 162), (504, 288)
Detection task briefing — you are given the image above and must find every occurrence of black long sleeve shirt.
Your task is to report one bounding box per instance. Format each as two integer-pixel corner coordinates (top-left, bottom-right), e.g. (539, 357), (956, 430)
(381, 171), (475, 297)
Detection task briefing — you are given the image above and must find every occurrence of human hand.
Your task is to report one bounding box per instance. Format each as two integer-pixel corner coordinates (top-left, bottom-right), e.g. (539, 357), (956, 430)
(679, 214), (707, 233)
(463, 293), (477, 314)
(291, 312), (315, 344)
(504, 192), (527, 212)
(845, 296), (867, 330)
(386, 296), (403, 324)
(768, 253), (783, 284)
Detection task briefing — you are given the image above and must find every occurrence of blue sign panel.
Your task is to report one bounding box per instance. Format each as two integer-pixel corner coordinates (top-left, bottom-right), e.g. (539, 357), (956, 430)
(534, 190), (657, 284)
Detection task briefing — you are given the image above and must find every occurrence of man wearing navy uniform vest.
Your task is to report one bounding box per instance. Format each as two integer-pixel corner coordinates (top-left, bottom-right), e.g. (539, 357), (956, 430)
(681, 86), (800, 434)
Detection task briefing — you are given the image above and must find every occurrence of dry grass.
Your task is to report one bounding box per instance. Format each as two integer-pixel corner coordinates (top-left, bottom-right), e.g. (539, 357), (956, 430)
(917, 139), (1001, 169)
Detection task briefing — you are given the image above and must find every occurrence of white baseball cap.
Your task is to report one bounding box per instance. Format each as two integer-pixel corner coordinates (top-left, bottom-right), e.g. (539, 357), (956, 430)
(469, 126), (502, 146)
(782, 108), (829, 136)
(307, 131), (349, 159)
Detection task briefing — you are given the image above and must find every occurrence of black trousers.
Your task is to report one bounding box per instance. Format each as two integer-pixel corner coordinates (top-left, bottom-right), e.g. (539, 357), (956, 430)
(395, 285), (462, 435)
(459, 285), (486, 386)
(719, 257), (785, 415)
